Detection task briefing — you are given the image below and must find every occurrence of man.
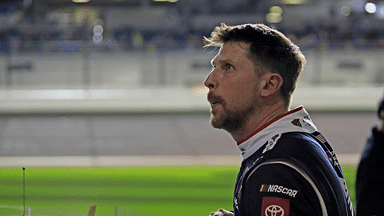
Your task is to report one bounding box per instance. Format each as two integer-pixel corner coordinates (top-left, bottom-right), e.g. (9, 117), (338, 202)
(355, 93), (384, 215)
(204, 23), (355, 216)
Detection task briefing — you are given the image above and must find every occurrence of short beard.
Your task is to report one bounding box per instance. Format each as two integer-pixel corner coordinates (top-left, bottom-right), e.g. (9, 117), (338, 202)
(211, 102), (255, 133)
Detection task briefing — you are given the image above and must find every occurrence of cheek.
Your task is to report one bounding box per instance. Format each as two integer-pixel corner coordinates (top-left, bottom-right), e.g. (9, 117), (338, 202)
(230, 84), (259, 106)
(223, 74), (260, 105)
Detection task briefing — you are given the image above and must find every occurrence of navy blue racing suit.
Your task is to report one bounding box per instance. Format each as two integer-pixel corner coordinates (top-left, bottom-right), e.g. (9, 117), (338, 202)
(232, 107), (355, 216)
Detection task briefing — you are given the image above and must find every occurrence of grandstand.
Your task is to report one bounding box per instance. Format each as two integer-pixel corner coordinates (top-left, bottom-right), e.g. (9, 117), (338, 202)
(0, 0), (381, 164)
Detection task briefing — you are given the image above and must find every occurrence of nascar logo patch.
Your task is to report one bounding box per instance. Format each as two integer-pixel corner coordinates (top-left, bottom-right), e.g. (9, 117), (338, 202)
(260, 184), (298, 198)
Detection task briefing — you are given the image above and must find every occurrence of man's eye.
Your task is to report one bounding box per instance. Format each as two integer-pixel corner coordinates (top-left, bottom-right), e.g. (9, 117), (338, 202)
(225, 64), (234, 70)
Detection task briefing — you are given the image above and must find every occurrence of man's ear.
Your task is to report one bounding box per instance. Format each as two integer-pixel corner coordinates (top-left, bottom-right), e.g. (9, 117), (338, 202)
(260, 73), (283, 98)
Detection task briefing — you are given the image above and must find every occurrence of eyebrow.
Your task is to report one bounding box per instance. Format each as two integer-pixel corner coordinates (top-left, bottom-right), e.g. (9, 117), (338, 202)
(211, 58), (235, 66)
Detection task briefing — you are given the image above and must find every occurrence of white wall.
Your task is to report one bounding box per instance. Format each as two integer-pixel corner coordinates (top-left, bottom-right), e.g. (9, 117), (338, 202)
(1, 50), (383, 90)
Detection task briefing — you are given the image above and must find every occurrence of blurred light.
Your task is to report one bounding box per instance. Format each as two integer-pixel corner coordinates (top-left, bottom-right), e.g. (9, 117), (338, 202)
(266, 6), (283, 23)
(93, 25), (104, 34)
(270, 6), (283, 14)
(153, 0), (178, 2)
(365, 3), (377, 13)
(72, 0), (90, 3)
(93, 34), (103, 43)
(341, 6), (352, 16)
(282, 0), (308, 5)
(93, 24), (103, 44)
(266, 13), (283, 23)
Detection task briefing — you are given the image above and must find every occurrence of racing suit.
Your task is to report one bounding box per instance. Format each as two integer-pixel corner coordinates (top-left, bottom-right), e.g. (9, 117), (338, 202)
(233, 106), (355, 216)
(356, 126), (384, 215)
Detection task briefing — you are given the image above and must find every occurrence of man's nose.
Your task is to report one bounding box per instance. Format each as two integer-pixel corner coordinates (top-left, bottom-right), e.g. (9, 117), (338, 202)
(204, 71), (216, 89)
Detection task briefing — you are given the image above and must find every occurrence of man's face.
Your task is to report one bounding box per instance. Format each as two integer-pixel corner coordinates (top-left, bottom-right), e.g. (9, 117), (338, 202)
(204, 41), (264, 132)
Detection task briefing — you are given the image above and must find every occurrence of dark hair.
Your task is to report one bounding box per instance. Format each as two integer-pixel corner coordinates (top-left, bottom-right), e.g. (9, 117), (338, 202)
(203, 23), (306, 106)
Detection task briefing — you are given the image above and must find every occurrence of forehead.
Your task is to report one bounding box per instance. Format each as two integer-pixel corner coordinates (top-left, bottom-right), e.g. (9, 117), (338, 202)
(211, 41), (250, 64)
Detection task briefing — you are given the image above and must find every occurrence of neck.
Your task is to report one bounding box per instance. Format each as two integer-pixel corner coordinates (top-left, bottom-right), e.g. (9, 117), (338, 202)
(230, 102), (288, 142)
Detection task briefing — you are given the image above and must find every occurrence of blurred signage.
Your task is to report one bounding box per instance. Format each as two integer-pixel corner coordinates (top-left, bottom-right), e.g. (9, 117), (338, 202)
(337, 60), (363, 71)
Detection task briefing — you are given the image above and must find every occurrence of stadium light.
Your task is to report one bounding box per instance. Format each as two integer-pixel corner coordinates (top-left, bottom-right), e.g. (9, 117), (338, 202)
(72, 0), (90, 3)
(93, 25), (103, 43)
(153, 0), (179, 2)
(365, 3), (377, 13)
(341, 6), (351, 16)
(266, 6), (283, 23)
(282, 0), (308, 5)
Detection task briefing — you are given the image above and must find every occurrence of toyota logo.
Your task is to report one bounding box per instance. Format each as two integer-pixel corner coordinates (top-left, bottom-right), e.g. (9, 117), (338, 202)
(265, 205), (284, 216)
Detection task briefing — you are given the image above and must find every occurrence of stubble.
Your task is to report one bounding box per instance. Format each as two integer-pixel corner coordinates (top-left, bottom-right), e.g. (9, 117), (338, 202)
(210, 98), (257, 133)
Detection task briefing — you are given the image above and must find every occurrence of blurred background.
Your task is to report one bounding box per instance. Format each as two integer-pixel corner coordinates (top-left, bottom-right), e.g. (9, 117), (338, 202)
(0, 0), (383, 165)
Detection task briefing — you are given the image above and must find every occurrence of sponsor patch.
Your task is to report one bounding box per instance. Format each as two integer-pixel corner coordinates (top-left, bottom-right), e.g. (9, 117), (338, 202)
(339, 177), (354, 214)
(325, 150), (340, 167)
(260, 184), (298, 198)
(262, 134), (281, 154)
(291, 119), (302, 127)
(316, 133), (327, 144)
(292, 117), (313, 128)
(261, 197), (290, 216)
(302, 115), (312, 127)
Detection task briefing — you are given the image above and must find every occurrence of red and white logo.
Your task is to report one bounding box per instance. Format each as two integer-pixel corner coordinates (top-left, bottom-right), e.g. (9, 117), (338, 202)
(261, 197), (290, 216)
(265, 205), (284, 216)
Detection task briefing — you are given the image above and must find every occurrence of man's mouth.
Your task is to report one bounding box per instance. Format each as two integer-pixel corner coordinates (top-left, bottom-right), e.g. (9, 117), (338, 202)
(208, 93), (224, 107)
(211, 103), (221, 111)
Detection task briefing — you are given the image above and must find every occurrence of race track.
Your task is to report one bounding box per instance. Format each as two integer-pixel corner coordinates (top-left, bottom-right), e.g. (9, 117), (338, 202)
(0, 111), (378, 166)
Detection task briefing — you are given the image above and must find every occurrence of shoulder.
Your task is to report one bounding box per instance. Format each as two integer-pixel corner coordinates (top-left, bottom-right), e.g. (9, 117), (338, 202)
(241, 158), (325, 215)
(259, 132), (340, 187)
(241, 156), (348, 216)
(240, 132), (351, 215)
(261, 132), (330, 166)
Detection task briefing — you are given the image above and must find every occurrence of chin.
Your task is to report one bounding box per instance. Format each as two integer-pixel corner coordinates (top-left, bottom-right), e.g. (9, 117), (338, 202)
(210, 114), (224, 129)
(211, 110), (245, 133)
